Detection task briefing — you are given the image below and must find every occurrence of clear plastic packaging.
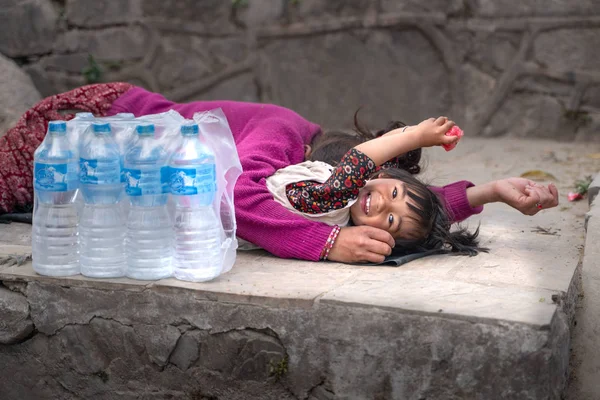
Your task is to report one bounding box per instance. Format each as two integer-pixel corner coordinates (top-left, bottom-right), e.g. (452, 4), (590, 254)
(35, 108), (241, 281)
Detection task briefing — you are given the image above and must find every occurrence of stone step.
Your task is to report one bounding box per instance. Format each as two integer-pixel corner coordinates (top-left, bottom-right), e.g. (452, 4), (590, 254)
(0, 137), (598, 399)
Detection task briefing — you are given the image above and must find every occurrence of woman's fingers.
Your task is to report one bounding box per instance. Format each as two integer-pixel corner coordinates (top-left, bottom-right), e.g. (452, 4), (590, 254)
(524, 184), (559, 214)
(548, 183), (559, 206)
(328, 226), (394, 264)
(365, 225), (396, 248)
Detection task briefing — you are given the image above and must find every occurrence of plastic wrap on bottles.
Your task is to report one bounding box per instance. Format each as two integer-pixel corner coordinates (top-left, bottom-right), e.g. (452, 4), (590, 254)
(34, 109), (241, 280)
(193, 110), (242, 275)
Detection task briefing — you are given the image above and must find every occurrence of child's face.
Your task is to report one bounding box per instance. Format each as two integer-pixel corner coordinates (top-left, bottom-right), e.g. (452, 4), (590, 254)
(349, 178), (424, 240)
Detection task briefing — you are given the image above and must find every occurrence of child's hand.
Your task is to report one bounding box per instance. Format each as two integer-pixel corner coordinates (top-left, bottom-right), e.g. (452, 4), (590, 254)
(413, 117), (459, 148)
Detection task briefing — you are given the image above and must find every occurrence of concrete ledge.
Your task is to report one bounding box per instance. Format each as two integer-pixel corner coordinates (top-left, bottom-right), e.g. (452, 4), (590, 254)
(567, 171), (600, 400)
(1, 138), (598, 399)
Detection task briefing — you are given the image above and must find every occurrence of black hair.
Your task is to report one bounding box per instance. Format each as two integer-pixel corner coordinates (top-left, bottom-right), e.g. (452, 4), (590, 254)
(309, 110), (422, 175)
(369, 168), (487, 256)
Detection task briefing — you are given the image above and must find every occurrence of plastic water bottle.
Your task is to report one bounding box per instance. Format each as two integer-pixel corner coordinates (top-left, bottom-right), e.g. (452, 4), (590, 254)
(79, 122), (126, 278)
(32, 121), (80, 276)
(124, 123), (172, 280)
(169, 122), (222, 282)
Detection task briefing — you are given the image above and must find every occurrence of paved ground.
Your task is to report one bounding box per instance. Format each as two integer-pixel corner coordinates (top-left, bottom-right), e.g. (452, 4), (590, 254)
(1, 137), (599, 399)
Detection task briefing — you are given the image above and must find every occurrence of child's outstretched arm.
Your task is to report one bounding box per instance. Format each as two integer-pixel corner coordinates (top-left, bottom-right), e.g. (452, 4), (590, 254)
(355, 116), (459, 165)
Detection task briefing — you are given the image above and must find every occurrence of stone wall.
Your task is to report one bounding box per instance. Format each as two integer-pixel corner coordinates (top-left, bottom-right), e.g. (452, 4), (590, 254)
(2, 0), (600, 140)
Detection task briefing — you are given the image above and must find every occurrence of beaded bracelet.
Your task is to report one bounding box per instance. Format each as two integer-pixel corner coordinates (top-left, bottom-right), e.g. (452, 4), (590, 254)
(321, 225), (341, 260)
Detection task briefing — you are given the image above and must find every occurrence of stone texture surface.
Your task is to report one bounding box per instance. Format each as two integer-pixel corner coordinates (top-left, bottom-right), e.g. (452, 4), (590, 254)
(0, 286), (33, 344)
(0, 54), (42, 136)
(469, 0), (600, 17)
(567, 178), (600, 400)
(1, 138), (598, 399)
(53, 27), (149, 62)
(0, 0), (58, 57)
(65, 0), (142, 27)
(258, 29), (449, 129)
(0, 0), (598, 140)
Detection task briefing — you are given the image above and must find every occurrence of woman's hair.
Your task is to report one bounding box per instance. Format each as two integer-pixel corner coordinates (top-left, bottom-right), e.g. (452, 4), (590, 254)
(309, 110), (422, 174)
(369, 168), (487, 256)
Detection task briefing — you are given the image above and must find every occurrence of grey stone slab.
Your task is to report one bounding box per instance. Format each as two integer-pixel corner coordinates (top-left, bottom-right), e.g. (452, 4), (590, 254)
(53, 27), (148, 62)
(0, 262), (151, 291)
(535, 28), (600, 73)
(0, 0), (58, 57)
(0, 54), (41, 137)
(566, 184), (600, 400)
(0, 222), (31, 246)
(154, 252), (360, 309)
(65, 0), (141, 27)
(258, 30), (450, 130)
(588, 173), (600, 205)
(321, 270), (559, 326)
(469, 0), (600, 17)
(0, 286), (33, 344)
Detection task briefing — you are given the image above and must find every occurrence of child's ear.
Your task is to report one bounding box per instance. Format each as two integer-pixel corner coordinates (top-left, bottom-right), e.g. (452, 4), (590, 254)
(304, 144), (312, 159)
(377, 171), (390, 179)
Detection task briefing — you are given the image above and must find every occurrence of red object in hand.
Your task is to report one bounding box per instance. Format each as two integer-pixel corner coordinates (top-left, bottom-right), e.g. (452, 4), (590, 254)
(442, 125), (464, 151)
(568, 192), (584, 202)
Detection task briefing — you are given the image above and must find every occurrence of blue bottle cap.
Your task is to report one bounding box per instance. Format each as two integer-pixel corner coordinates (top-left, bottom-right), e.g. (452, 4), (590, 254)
(48, 121), (67, 134)
(116, 113), (135, 119)
(180, 123), (199, 136)
(92, 122), (111, 134)
(76, 112), (94, 119)
(136, 123), (155, 136)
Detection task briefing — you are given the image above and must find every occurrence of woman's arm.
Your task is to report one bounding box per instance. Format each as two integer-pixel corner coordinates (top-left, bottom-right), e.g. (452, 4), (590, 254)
(466, 178), (559, 215)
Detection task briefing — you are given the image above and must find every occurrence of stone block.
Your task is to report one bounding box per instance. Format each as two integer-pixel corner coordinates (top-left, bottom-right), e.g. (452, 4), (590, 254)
(460, 63), (496, 130)
(155, 36), (249, 91)
(133, 324), (181, 367)
(534, 28), (600, 73)
(142, 0), (238, 34)
(0, 0), (58, 57)
(466, 32), (521, 74)
(588, 174), (600, 205)
(189, 73), (258, 104)
(284, 0), (374, 22)
(233, 0), (284, 28)
(169, 330), (203, 370)
(65, 0), (141, 27)
(568, 193), (600, 399)
(381, 0), (465, 14)
(468, 0), (600, 16)
(0, 286), (33, 344)
(0, 54), (42, 136)
(483, 93), (569, 138)
(23, 64), (86, 97)
(53, 27), (148, 62)
(38, 53), (90, 74)
(582, 84), (600, 110)
(258, 30), (450, 130)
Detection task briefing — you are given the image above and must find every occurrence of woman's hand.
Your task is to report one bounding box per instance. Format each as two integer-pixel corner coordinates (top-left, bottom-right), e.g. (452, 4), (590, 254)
(412, 116), (459, 148)
(326, 225), (395, 264)
(494, 178), (559, 215)
(467, 178), (559, 215)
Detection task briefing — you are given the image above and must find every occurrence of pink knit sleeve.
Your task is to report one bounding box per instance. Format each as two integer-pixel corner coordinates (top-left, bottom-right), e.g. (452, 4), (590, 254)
(234, 117), (334, 261)
(429, 181), (483, 223)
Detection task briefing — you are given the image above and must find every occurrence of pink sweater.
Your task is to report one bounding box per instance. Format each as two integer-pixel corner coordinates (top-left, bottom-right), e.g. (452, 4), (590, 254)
(109, 87), (482, 261)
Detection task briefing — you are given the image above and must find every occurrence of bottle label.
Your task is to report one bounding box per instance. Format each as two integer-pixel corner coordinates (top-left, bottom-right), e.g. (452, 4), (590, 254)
(79, 158), (120, 185)
(34, 162), (77, 192)
(169, 166), (216, 195)
(123, 167), (170, 196)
